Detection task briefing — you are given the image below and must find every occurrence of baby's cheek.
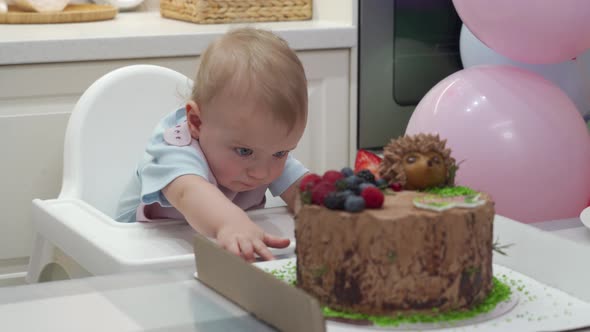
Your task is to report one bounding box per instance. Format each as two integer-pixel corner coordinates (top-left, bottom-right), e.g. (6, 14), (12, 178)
(270, 161), (287, 179)
(224, 161), (243, 178)
(213, 157), (239, 179)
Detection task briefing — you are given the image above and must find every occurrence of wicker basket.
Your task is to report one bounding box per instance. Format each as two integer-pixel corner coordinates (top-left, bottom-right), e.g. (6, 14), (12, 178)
(160, 0), (312, 24)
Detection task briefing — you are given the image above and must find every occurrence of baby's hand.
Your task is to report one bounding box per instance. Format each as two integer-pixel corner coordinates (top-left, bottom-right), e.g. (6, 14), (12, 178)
(216, 222), (290, 262)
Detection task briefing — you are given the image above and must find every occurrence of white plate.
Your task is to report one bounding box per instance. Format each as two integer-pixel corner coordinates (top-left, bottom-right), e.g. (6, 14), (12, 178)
(255, 258), (518, 330)
(580, 206), (590, 229)
(193, 248), (295, 279)
(254, 259), (590, 332)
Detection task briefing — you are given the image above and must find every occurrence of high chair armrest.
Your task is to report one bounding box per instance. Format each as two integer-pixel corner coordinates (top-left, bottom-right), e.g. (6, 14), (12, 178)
(31, 199), (295, 275)
(32, 198), (200, 275)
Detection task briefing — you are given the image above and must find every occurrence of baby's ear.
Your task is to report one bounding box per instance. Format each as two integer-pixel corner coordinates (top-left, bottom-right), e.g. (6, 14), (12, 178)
(186, 101), (202, 139)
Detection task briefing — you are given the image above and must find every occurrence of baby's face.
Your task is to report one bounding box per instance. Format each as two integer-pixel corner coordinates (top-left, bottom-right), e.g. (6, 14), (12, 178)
(197, 99), (305, 192)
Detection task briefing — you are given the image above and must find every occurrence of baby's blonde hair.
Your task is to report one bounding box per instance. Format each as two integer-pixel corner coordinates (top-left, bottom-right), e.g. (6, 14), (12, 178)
(192, 27), (308, 130)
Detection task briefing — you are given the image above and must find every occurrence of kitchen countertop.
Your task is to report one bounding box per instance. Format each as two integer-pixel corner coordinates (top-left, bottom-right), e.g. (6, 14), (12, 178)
(0, 11), (356, 65)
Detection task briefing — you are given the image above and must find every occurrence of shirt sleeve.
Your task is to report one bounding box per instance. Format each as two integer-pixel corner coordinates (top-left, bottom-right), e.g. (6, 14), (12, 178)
(138, 109), (214, 207)
(268, 154), (309, 196)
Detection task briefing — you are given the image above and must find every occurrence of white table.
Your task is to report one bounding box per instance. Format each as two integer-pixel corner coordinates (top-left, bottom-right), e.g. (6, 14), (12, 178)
(530, 217), (590, 245)
(0, 267), (275, 331)
(0, 217), (588, 332)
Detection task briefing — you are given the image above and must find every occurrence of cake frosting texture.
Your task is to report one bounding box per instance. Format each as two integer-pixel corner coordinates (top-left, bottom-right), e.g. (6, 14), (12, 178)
(295, 191), (495, 315)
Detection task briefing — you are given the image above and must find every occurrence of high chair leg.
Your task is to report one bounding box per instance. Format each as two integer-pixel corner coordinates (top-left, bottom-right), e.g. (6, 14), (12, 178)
(26, 233), (57, 283)
(26, 234), (93, 283)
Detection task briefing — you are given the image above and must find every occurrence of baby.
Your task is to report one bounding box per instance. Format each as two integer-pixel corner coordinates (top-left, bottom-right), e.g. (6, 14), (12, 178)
(116, 27), (309, 262)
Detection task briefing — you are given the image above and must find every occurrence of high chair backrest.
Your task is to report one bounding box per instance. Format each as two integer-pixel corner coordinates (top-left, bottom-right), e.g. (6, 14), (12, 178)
(60, 65), (193, 217)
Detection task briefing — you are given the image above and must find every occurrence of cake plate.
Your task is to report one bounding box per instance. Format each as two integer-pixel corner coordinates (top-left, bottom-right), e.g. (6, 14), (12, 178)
(255, 258), (590, 332)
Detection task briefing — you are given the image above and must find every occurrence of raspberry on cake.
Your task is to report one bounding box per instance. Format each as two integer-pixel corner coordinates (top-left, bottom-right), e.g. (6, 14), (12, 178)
(360, 186), (384, 209)
(294, 134), (495, 316)
(299, 173), (322, 191)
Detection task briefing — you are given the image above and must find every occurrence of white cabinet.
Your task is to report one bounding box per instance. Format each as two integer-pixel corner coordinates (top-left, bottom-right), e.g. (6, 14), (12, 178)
(0, 49), (350, 270)
(296, 50), (351, 173)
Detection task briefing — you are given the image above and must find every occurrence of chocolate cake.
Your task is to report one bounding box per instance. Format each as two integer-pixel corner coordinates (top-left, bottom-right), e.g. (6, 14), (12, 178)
(294, 134), (495, 316)
(295, 191), (494, 315)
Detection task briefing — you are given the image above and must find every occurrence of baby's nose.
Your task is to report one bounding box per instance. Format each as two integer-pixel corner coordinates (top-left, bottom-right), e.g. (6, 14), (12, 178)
(248, 164), (270, 180)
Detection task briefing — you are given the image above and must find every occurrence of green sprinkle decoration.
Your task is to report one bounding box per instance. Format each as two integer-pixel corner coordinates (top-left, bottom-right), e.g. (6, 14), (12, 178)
(268, 261), (297, 286)
(266, 263), (512, 327)
(322, 277), (512, 326)
(424, 186), (478, 197)
(465, 266), (481, 278)
(312, 265), (328, 278)
(386, 251), (397, 263)
(301, 191), (312, 205)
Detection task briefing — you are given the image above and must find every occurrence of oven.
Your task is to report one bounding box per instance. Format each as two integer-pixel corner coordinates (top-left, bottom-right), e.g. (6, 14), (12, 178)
(357, 0), (463, 149)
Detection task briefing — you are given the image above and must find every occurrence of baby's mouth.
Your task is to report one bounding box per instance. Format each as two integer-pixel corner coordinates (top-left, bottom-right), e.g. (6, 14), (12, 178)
(239, 182), (258, 189)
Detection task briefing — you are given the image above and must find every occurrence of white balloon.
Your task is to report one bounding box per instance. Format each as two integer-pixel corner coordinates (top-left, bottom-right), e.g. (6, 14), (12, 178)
(460, 24), (590, 117)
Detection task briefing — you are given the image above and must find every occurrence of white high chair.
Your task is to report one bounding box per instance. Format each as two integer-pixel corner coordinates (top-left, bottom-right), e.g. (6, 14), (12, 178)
(26, 65), (292, 283)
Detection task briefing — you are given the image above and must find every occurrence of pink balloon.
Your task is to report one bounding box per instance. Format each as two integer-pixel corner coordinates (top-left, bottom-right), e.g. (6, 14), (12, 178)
(453, 0), (590, 64)
(406, 65), (590, 223)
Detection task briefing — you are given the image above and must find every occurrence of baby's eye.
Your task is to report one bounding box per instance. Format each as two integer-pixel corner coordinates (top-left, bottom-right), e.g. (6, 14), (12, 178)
(273, 151), (288, 158)
(235, 148), (253, 157)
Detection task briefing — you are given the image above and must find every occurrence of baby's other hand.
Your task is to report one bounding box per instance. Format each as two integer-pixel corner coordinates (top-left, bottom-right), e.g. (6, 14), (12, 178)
(216, 223), (290, 262)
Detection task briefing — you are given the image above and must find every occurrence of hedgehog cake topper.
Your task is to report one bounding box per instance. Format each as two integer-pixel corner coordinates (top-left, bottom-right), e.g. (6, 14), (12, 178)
(379, 134), (457, 190)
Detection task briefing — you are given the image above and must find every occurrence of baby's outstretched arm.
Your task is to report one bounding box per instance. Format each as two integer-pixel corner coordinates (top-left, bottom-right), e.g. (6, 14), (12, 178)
(162, 174), (290, 261)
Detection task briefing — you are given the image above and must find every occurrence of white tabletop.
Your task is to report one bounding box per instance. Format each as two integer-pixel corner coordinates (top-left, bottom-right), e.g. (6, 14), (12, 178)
(530, 217), (590, 246)
(0, 217), (588, 332)
(0, 267), (275, 331)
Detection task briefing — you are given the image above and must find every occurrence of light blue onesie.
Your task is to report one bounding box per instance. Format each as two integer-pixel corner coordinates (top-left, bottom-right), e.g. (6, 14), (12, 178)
(115, 108), (308, 223)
